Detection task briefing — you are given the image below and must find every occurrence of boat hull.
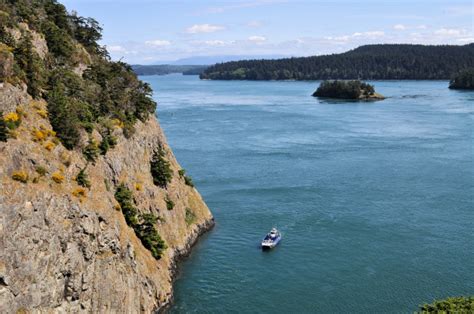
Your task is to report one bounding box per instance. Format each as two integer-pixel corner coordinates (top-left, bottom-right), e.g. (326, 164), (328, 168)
(261, 237), (281, 250)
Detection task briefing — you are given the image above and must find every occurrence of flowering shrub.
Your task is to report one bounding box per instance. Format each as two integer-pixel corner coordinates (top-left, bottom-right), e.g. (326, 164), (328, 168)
(72, 187), (87, 198)
(4, 112), (20, 129)
(43, 141), (56, 151)
(51, 171), (64, 183)
(12, 170), (28, 183)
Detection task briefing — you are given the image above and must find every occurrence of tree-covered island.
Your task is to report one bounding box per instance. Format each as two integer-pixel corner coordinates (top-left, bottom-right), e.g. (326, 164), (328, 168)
(312, 80), (385, 100)
(449, 68), (474, 90)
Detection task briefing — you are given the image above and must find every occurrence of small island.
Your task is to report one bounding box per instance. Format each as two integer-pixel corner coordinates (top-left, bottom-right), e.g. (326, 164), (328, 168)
(312, 80), (385, 100)
(449, 69), (474, 90)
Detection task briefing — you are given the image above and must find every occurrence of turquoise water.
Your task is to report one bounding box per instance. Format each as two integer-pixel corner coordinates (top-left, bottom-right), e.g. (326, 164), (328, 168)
(142, 75), (473, 313)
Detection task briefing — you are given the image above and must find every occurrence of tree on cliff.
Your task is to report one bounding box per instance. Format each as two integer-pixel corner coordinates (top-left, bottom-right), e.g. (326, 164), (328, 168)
(0, 0), (157, 149)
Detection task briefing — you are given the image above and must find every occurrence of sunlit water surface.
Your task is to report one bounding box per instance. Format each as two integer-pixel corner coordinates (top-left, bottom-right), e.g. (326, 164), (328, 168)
(141, 75), (473, 313)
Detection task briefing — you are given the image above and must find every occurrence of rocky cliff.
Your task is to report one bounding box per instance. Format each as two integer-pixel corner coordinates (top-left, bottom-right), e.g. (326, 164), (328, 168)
(0, 1), (213, 312)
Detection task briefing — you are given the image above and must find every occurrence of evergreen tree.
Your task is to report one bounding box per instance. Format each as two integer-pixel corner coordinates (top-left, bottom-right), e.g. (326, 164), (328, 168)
(75, 168), (91, 188)
(150, 146), (173, 188)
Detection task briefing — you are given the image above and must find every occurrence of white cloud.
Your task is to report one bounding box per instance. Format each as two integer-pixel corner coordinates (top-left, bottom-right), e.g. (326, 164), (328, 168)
(248, 35), (267, 42)
(434, 28), (466, 36)
(393, 24), (407, 30)
(145, 40), (171, 47)
(108, 45), (126, 52)
(457, 37), (474, 43)
(186, 24), (225, 34)
(417, 24), (427, 30)
(324, 30), (385, 44)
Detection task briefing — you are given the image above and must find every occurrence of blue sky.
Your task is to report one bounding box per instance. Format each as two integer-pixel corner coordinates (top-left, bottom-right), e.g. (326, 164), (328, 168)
(61, 0), (473, 64)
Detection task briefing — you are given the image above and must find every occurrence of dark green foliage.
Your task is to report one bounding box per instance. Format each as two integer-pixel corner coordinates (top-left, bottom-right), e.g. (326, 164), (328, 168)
(75, 168), (91, 188)
(136, 213), (167, 259)
(41, 20), (75, 59)
(179, 169), (195, 187)
(35, 165), (47, 176)
(47, 83), (81, 149)
(114, 184), (167, 259)
(82, 139), (99, 162)
(165, 195), (174, 210)
(1, 0), (157, 149)
(201, 44), (474, 80)
(449, 68), (474, 90)
(114, 183), (138, 226)
(14, 35), (45, 98)
(0, 112), (7, 142)
(184, 176), (194, 187)
(68, 14), (102, 52)
(99, 130), (117, 155)
(313, 80), (375, 99)
(150, 146), (173, 188)
(0, 26), (16, 47)
(418, 296), (473, 313)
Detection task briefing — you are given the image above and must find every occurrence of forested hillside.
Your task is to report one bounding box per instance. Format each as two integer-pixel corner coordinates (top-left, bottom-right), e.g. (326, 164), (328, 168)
(200, 44), (474, 80)
(0, 0), (156, 149)
(131, 64), (208, 76)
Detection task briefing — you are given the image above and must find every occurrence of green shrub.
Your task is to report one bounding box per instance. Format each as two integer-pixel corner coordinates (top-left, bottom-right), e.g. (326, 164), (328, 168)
(99, 131), (117, 155)
(179, 169), (195, 187)
(184, 176), (194, 187)
(114, 183), (138, 226)
(114, 184), (167, 259)
(165, 195), (174, 210)
(82, 139), (99, 162)
(150, 146), (173, 188)
(418, 296), (474, 313)
(35, 165), (47, 176)
(136, 213), (167, 259)
(0, 112), (7, 142)
(75, 168), (91, 188)
(185, 207), (196, 226)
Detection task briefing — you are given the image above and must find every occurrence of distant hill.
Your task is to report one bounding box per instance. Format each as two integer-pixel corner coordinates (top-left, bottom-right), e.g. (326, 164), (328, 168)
(131, 65), (208, 76)
(200, 44), (474, 80)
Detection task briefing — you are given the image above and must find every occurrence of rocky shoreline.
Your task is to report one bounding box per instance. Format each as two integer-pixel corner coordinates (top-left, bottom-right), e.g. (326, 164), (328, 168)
(158, 217), (215, 313)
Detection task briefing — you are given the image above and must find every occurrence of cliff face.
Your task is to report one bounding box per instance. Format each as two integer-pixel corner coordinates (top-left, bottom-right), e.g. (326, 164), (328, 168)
(0, 81), (213, 313)
(0, 2), (213, 312)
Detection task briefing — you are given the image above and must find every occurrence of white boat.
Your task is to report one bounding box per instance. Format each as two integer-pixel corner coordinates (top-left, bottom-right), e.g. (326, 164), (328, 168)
(261, 228), (281, 250)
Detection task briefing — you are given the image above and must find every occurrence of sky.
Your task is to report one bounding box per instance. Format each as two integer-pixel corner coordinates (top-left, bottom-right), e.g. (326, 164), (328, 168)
(61, 0), (474, 64)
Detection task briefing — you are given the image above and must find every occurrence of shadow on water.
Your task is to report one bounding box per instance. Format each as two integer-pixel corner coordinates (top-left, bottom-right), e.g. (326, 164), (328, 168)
(314, 97), (382, 105)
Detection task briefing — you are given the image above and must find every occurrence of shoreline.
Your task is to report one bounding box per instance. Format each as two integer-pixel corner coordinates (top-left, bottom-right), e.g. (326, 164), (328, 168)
(157, 216), (215, 313)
